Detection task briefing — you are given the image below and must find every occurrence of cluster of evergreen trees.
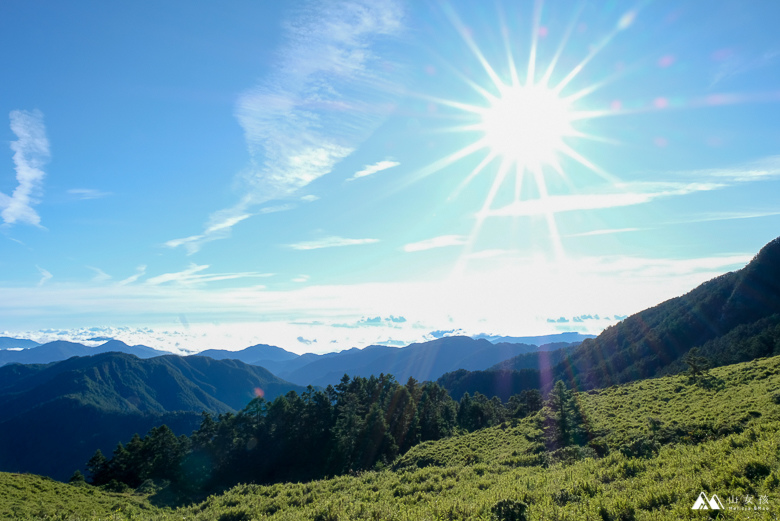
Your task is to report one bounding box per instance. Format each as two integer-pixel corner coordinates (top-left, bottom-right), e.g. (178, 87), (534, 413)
(85, 374), (544, 494)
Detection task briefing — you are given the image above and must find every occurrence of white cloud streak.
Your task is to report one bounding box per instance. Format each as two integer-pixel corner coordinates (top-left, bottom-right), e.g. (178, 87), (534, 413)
(711, 49), (780, 87)
(482, 156), (780, 220)
(36, 266), (52, 286)
(684, 155), (780, 182)
(403, 235), (466, 252)
(144, 263), (274, 286)
(118, 265), (147, 286)
(167, 0), (406, 254)
(287, 236), (379, 250)
(67, 188), (111, 200)
(677, 210), (780, 224)
(259, 204), (295, 214)
(483, 182), (722, 217)
(349, 160), (400, 180)
(87, 266), (112, 282)
(1, 110), (50, 226)
(566, 228), (641, 237)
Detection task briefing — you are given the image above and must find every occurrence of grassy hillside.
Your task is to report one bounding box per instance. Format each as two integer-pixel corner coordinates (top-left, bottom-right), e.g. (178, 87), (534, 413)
(0, 472), (158, 520)
(401, 355), (780, 471)
(5, 354), (779, 520)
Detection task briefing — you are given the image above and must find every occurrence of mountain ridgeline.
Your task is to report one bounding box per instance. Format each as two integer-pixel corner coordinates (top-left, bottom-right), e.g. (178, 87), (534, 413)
(200, 337), (567, 387)
(548, 236), (780, 390)
(0, 339), (168, 366)
(430, 237), (780, 399)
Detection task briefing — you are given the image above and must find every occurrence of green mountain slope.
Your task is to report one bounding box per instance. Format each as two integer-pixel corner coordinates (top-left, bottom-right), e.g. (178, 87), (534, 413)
(0, 352), (305, 480)
(552, 237), (780, 390)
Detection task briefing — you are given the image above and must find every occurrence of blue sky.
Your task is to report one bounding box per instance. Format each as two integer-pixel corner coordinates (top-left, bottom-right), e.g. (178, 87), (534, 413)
(2, 0), (780, 353)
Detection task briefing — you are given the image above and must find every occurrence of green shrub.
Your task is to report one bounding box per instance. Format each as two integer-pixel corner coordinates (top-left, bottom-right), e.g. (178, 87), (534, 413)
(101, 479), (131, 493)
(217, 508), (253, 521)
(598, 498), (636, 521)
(491, 499), (528, 521)
(743, 460), (771, 480)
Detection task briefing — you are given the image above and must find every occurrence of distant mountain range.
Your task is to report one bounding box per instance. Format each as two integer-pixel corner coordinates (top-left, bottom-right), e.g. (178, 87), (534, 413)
(0, 334), (586, 386)
(474, 332), (595, 345)
(197, 337), (579, 387)
(0, 339), (168, 366)
(0, 352), (305, 480)
(0, 337), (40, 350)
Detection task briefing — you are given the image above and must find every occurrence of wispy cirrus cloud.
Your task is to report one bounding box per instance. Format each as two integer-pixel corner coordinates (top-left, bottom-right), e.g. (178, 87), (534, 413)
(67, 188), (111, 200)
(36, 265), (52, 286)
(87, 266), (112, 282)
(483, 181), (722, 218)
(287, 236), (379, 250)
(259, 204), (295, 215)
(674, 209), (780, 224)
(685, 155), (780, 182)
(166, 0), (406, 254)
(711, 49), (780, 87)
(403, 235), (466, 252)
(118, 265), (147, 286)
(144, 263), (274, 286)
(482, 156), (780, 220)
(349, 160), (400, 181)
(165, 211), (254, 254)
(1, 110), (50, 226)
(566, 227), (642, 237)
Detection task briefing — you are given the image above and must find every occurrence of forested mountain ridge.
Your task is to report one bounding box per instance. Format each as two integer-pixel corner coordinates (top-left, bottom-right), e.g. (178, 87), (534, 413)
(550, 236), (780, 390)
(0, 352), (305, 480)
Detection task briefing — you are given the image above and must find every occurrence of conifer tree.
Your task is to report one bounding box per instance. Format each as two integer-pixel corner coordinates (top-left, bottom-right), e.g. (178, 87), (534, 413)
(86, 449), (108, 485)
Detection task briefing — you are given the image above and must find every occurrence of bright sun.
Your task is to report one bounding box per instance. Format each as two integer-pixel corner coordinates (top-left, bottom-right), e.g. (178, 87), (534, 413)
(479, 83), (574, 168)
(412, 4), (635, 264)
